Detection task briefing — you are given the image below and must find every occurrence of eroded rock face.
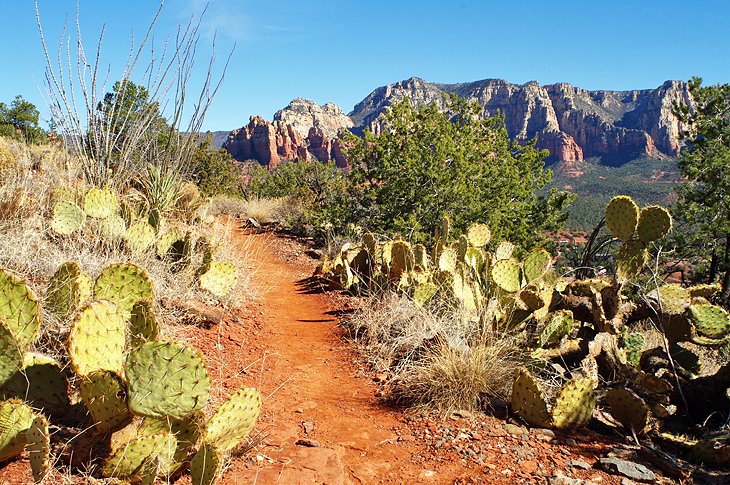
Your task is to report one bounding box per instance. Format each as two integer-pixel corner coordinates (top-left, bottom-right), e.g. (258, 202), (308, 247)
(274, 98), (354, 140)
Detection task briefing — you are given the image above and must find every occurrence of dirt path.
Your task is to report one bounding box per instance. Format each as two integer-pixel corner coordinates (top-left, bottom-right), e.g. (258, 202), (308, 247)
(215, 231), (467, 484)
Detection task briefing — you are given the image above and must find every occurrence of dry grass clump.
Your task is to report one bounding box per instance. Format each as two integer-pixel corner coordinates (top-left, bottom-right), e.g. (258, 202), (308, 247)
(347, 292), (524, 413)
(209, 194), (290, 224)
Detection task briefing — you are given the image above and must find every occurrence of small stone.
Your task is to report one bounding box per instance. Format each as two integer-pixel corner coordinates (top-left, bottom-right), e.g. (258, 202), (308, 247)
(522, 460), (539, 474)
(398, 434), (415, 442)
(565, 459), (591, 470)
(456, 432), (470, 441)
(451, 409), (474, 419)
(295, 408), (304, 414)
(302, 421), (315, 434)
(295, 438), (320, 447)
(373, 371), (388, 383)
(621, 479), (636, 485)
(504, 423), (528, 436)
(563, 438), (577, 446)
(535, 428), (556, 442)
(597, 457), (656, 482)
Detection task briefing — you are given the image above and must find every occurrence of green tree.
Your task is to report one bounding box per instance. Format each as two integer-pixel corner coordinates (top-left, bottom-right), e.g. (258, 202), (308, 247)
(0, 95), (45, 143)
(673, 77), (730, 304)
(343, 96), (572, 251)
(191, 138), (243, 196)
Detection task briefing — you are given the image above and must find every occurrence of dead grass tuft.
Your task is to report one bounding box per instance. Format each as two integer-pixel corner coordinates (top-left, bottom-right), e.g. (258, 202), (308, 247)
(209, 195), (290, 224)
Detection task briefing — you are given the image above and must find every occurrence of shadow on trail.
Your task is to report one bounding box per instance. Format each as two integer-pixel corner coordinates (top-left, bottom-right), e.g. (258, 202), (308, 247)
(295, 276), (338, 295)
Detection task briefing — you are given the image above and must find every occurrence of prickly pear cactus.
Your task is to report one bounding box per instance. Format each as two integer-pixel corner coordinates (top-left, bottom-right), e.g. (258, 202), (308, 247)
(551, 378), (595, 429)
(620, 332), (644, 366)
(523, 249), (551, 284)
(511, 368), (551, 428)
(83, 187), (118, 219)
(156, 228), (185, 258)
(27, 414), (50, 483)
(138, 413), (203, 475)
(637, 205), (672, 243)
(199, 261), (238, 297)
(125, 221), (156, 253)
(0, 399), (35, 462)
(190, 443), (223, 485)
(102, 432), (175, 481)
(538, 310), (574, 348)
(0, 320), (22, 387)
(605, 195), (639, 241)
(647, 284), (691, 317)
(390, 241), (414, 280)
(491, 259), (521, 293)
(1, 352), (69, 416)
(466, 223), (491, 247)
(93, 262), (155, 313)
(606, 388), (649, 433)
(205, 388), (262, 452)
(46, 261), (92, 320)
(0, 268), (41, 349)
(68, 300), (127, 376)
(689, 304), (730, 340)
(125, 341), (210, 419)
(129, 300), (159, 345)
(51, 200), (86, 235)
(363, 232), (377, 257)
(98, 214), (127, 240)
(615, 240), (648, 280)
(494, 241), (515, 261)
(413, 243), (428, 269)
(438, 246), (457, 272)
(79, 370), (132, 435)
(687, 283), (721, 299)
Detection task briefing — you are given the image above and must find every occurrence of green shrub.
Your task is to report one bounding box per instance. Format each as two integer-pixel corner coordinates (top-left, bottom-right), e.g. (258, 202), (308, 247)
(191, 140), (244, 197)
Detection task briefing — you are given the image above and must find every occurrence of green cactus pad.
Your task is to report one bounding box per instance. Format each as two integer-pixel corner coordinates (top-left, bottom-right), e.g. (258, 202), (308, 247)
(456, 235), (469, 262)
(339, 259), (355, 290)
(687, 283), (722, 300)
(102, 432), (175, 480)
(523, 249), (551, 284)
(0, 399), (34, 462)
(190, 443), (223, 485)
(0, 320), (22, 387)
(438, 246), (457, 272)
(51, 200), (86, 235)
(464, 247), (485, 274)
(466, 223), (491, 247)
(689, 304), (730, 340)
(138, 413), (203, 475)
(606, 388), (649, 433)
(129, 300), (159, 346)
(83, 187), (118, 219)
(199, 261), (238, 297)
(1, 352), (69, 416)
(511, 368), (551, 427)
(68, 300), (126, 376)
(389, 241), (415, 281)
(637, 205), (672, 243)
(615, 240), (648, 279)
(205, 387), (262, 452)
(362, 232), (377, 257)
(126, 341), (210, 419)
(494, 241), (515, 261)
(49, 185), (78, 206)
(99, 214), (127, 240)
(605, 195), (639, 241)
(156, 228), (185, 258)
(440, 215), (451, 241)
(124, 221), (156, 253)
(620, 333), (645, 366)
(79, 370), (132, 435)
(94, 262), (155, 313)
(27, 414), (50, 483)
(0, 268), (41, 349)
(519, 288), (545, 312)
(413, 244), (428, 269)
(413, 282), (439, 305)
(46, 261), (92, 320)
(538, 310), (574, 348)
(551, 378), (595, 429)
(491, 259), (521, 293)
(647, 284), (691, 316)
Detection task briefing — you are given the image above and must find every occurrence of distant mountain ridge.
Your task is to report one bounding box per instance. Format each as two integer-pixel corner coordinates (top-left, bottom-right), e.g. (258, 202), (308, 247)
(222, 77), (692, 167)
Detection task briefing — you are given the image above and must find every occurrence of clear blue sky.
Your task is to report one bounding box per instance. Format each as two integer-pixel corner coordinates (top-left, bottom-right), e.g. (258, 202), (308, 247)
(1, 1), (728, 132)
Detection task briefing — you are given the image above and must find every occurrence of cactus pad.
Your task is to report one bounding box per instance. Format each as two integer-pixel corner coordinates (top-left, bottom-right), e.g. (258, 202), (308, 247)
(129, 300), (159, 345)
(0, 320), (22, 387)
(156, 228), (185, 258)
(647, 284), (691, 316)
(523, 249), (551, 284)
(663, 315), (694, 343)
(637, 205), (672, 243)
(79, 370), (132, 435)
(27, 414), (50, 483)
(0, 268), (41, 349)
(190, 443), (223, 485)
(102, 432), (174, 480)
(99, 214), (127, 240)
(551, 378), (595, 429)
(83, 187), (118, 219)
(494, 241), (515, 261)
(124, 221), (156, 254)
(511, 368), (551, 427)
(199, 261), (238, 297)
(205, 387), (262, 451)
(620, 332), (645, 366)
(605, 195), (639, 240)
(615, 240), (648, 279)
(606, 388), (649, 432)
(440, 215), (451, 241)
(538, 310), (574, 348)
(51, 200), (86, 235)
(389, 241), (414, 280)
(363, 232), (377, 257)
(1, 352), (69, 416)
(466, 223), (491, 247)
(125, 341), (210, 419)
(0, 399), (34, 461)
(687, 283), (721, 300)
(94, 262), (154, 313)
(138, 413), (203, 475)
(438, 246), (457, 272)
(689, 304), (730, 340)
(46, 261), (92, 320)
(68, 300), (126, 376)
(491, 259), (521, 293)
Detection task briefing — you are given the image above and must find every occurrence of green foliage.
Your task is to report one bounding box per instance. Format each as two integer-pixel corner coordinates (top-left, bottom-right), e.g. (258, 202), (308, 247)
(343, 96), (573, 250)
(0, 95), (45, 143)
(191, 139), (243, 197)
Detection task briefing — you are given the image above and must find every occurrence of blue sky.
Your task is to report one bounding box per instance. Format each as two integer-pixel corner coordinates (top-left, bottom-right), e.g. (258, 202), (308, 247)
(1, 1), (729, 131)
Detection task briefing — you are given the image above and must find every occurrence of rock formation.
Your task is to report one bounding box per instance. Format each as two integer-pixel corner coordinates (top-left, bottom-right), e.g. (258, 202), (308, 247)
(224, 78), (691, 168)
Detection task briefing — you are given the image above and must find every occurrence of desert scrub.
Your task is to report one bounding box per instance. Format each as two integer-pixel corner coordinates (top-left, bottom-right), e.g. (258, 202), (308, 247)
(208, 194), (290, 224)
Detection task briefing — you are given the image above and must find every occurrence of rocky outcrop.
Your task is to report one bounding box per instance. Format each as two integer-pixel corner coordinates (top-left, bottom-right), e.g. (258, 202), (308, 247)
(224, 78), (691, 167)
